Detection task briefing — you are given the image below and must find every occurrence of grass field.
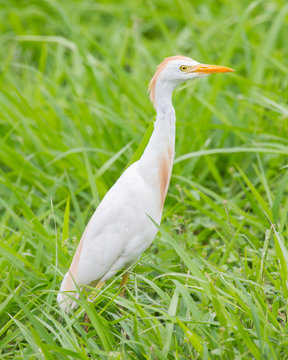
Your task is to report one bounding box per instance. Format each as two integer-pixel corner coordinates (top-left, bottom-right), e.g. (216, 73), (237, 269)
(1, 0), (288, 358)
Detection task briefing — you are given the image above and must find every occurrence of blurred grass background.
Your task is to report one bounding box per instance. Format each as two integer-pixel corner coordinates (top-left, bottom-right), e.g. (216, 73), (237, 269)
(1, 0), (288, 358)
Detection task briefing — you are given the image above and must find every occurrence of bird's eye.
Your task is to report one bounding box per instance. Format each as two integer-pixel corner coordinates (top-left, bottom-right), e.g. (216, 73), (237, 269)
(180, 65), (187, 72)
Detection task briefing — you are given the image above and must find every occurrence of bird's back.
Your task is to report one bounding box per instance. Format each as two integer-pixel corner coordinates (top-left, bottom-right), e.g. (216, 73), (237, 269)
(77, 160), (162, 284)
(58, 158), (165, 310)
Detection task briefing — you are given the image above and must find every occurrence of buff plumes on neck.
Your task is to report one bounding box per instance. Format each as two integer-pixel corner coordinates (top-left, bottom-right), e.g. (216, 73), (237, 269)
(147, 55), (191, 106)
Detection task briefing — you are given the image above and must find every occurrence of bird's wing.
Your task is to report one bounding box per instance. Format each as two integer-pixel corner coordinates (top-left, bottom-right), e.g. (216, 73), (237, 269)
(76, 161), (161, 286)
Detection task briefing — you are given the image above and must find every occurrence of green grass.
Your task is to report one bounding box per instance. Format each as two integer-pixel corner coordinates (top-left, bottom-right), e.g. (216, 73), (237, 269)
(1, 0), (288, 358)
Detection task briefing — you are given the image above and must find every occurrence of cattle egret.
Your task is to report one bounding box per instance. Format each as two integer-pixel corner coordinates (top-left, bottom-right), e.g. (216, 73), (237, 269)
(57, 55), (234, 311)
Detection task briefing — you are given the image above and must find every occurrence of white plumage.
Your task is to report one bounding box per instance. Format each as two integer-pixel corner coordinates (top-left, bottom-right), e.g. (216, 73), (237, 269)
(57, 55), (234, 311)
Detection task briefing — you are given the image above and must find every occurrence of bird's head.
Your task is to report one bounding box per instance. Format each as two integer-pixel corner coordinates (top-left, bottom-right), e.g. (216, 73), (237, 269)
(148, 55), (234, 108)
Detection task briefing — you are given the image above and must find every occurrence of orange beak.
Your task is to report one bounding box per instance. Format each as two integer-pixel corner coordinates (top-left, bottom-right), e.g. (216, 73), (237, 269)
(191, 64), (235, 74)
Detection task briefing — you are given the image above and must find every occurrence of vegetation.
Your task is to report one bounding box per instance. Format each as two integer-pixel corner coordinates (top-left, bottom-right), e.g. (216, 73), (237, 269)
(1, 0), (288, 358)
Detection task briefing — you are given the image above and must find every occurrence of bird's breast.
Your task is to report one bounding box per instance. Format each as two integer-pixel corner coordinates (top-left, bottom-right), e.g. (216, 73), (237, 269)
(157, 144), (174, 210)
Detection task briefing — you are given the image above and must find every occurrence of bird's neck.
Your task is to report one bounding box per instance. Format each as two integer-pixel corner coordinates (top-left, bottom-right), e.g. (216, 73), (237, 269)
(142, 99), (175, 162)
(138, 95), (174, 204)
(154, 79), (175, 111)
(151, 81), (177, 151)
(139, 98), (175, 211)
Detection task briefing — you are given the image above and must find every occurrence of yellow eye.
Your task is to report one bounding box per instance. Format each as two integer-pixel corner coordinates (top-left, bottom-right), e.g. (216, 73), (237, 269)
(180, 65), (187, 72)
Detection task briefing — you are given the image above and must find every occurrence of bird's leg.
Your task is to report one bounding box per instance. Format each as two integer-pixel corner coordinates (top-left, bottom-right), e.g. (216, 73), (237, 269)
(119, 273), (129, 297)
(119, 273), (130, 340)
(83, 281), (106, 331)
(83, 313), (90, 331)
(96, 281), (106, 290)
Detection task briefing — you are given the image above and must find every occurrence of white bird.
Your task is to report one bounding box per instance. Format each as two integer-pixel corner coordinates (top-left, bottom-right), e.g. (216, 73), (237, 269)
(57, 55), (234, 311)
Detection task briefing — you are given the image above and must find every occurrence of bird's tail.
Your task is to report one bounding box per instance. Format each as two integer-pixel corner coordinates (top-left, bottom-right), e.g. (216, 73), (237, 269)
(57, 271), (79, 312)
